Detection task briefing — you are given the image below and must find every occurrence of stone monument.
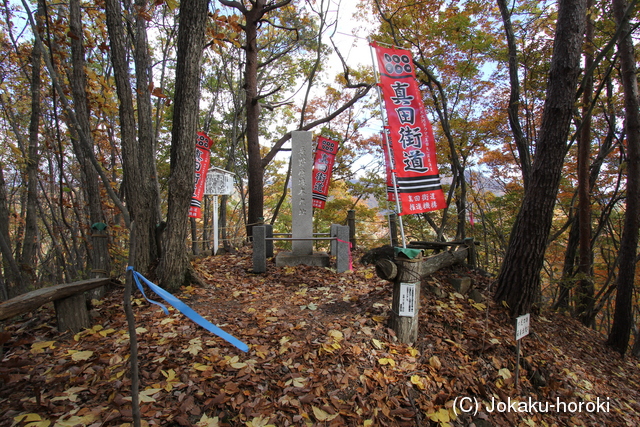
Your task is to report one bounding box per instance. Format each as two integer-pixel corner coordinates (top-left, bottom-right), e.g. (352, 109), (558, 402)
(276, 131), (330, 268)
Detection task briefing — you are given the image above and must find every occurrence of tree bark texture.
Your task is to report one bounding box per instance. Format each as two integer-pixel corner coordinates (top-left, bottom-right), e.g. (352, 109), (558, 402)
(606, 0), (640, 355)
(105, 0), (159, 275)
(158, 0), (209, 291)
(0, 160), (26, 300)
(20, 0), (45, 290)
(133, 0), (162, 231)
(390, 258), (422, 345)
(576, 0), (595, 324)
(243, 2), (266, 239)
(69, 0), (111, 288)
(494, 0), (588, 317)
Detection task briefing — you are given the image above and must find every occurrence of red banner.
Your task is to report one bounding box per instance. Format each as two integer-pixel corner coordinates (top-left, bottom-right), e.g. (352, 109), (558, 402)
(372, 42), (447, 215)
(189, 132), (213, 218)
(312, 136), (339, 209)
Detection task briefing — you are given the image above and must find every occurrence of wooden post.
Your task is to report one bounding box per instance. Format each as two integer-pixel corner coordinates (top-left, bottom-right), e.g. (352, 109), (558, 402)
(464, 237), (477, 268)
(389, 213), (399, 247)
(88, 222), (110, 300)
(389, 255), (423, 344)
(347, 209), (356, 250)
(54, 294), (91, 333)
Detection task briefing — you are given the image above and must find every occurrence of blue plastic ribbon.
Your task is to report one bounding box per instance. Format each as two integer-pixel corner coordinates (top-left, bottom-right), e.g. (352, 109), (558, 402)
(127, 266), (249, 352)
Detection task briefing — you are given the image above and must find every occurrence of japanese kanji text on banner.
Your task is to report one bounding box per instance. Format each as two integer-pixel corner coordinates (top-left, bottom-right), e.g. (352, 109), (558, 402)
(312, 136), (339, 209)
(189, 132), (213, 218)
(372, 42), (447, 215)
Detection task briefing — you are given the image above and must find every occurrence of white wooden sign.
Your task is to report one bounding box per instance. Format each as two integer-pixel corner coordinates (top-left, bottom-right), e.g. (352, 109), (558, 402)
(204, 168), (234, 196)
(398, 282), (417, 317)
(203, 167), (234, 252)
(515, 313), (530, 341)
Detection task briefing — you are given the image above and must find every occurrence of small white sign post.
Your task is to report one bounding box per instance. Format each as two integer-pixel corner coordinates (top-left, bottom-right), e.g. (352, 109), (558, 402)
(514, 313), (530, 387)
(204, 167), (234, 253)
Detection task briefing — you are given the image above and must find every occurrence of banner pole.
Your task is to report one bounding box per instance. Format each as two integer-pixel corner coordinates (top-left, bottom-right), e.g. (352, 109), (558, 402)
(369, 39), (406, 248)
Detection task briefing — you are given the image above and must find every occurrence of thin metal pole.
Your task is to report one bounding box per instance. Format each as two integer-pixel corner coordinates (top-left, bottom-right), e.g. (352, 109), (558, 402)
(369, 39), (406, 248)
(515, 339), (521, 389)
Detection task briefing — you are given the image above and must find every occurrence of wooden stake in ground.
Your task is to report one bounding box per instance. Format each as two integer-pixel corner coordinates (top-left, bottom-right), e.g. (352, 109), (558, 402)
(390, 255), (423, 344)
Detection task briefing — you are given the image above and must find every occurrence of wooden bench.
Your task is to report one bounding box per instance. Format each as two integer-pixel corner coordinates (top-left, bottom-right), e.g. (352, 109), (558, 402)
(0, 278), (112, 333)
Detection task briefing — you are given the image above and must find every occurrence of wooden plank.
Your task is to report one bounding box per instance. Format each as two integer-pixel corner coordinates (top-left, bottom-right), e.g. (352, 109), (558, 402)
(0, 278), (111, 321)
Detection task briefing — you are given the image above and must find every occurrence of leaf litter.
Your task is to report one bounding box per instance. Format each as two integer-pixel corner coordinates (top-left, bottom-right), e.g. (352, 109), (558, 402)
(1, 247), (639, 426)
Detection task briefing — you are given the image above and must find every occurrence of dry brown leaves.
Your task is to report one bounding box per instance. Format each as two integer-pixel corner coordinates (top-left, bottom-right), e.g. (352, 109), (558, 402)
(1, 248), (639, 426)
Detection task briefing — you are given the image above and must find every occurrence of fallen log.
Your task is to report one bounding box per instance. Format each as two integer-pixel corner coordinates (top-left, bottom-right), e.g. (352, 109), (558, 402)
(375, 247), (469, 281)
(0, 278), (111, 322)
(420, 246), (469, 276)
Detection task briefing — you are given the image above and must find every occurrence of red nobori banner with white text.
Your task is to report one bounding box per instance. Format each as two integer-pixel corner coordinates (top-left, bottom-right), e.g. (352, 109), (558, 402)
(372, 42), (447, 215)
(312, 136), (339, 209)
(189, 132), (213, 218)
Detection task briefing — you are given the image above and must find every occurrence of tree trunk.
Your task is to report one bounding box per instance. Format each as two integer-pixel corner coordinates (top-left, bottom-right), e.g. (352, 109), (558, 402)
(497, 0), (531, 189)
(133, 0), (162, 239)
(69, 0), (111, 292)
(0, 163), (26, 299)
(606, 0), (640, 356)
(158, 0), (209, 291)
(494, 0), (588, 317)
(104, 0), (159, 275)
(576, 0), (595, 324)
(244, 2), (265, 239)
(20, 0), (45, 289)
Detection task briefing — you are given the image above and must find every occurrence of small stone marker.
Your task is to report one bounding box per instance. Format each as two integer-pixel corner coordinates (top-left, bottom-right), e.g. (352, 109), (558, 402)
(335, 225), (350, 273)
(252, 225), (267, 274)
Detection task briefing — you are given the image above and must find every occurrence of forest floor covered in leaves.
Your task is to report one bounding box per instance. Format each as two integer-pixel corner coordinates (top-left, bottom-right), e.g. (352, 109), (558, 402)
(1, 247), (640, 427)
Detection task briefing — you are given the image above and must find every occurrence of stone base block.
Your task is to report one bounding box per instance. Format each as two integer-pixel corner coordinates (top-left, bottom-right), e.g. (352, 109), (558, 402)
(275, 252), (330, 268)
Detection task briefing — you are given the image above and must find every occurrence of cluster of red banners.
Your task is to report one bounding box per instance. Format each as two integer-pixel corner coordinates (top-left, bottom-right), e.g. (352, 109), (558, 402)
(312, 136), (339, 209)
(372, 42), (447, 216)
(189, 132), (213, 218)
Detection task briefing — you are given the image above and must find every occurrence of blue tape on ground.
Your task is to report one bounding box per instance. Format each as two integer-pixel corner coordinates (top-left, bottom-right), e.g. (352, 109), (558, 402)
(127, 267), (249, 352)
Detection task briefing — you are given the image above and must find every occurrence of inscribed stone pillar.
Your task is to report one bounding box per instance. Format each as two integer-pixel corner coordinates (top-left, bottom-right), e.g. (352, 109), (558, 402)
(291, 131), (313, 255)
(252, 225), (267, 273)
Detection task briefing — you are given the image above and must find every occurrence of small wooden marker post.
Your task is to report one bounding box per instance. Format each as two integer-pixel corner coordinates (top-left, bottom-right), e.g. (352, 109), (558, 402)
(514, 313), (530, 388)
(390, 255), (423, 344)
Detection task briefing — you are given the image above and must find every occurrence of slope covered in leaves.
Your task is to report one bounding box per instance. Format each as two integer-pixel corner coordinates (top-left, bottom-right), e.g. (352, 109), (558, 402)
(1, 248), (639, 426)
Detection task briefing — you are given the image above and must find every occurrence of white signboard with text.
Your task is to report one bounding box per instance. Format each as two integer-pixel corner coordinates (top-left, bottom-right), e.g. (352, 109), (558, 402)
(515, 313), (530, 341)
(205, 168), (234, 196)
(398, 282), (417, 317)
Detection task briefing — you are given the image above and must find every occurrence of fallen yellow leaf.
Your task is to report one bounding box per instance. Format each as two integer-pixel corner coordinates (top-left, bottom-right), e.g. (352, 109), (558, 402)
(71, 350), (94, 361)
(410, 375), (426, 390)
(378, 357), (396, 367)
(30, 341), (55, 354)
(312, 406), (338, 422)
